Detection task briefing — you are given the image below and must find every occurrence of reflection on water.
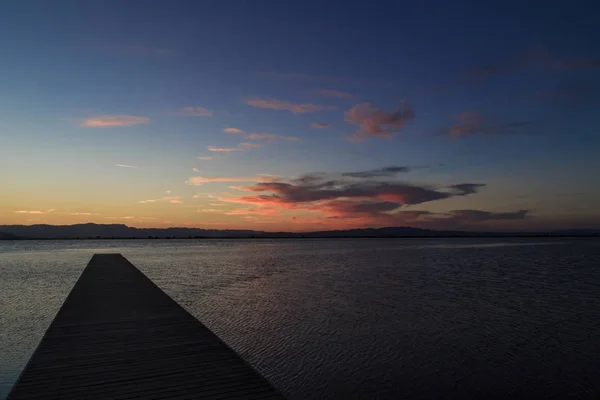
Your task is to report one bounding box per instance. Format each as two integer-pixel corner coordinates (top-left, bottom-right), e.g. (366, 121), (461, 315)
(1, 238), (600, 399)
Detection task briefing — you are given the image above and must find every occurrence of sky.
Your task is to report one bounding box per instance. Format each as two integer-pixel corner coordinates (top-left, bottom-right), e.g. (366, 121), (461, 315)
(1, 0), (600, 232)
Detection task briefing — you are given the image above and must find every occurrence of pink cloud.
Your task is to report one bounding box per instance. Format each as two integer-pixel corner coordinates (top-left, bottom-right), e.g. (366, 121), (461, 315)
(175, 106), (213, 117)
(226, 208), (284, 216)
(224, 128), (244, 134)
(315, 88), (355, 99)
(208, 146), (244, 152)
(345, 102), (415, 141)
(244, 98), (337, 114)
(80, 115), (150, 128)
(311, 122), (329, 129)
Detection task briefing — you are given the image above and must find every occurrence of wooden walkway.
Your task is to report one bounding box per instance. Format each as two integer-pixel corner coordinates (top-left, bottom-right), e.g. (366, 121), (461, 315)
(8, 254), (284, 399)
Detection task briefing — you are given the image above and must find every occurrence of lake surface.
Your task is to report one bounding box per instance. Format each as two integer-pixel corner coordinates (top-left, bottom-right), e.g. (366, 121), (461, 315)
(1, 238), (600, 399)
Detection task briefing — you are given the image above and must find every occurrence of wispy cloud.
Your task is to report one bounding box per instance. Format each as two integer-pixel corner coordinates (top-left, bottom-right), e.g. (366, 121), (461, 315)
(80, 115), (150, 128)
(263, 71), (390, 86)
(196, 209), (223, 213)
(239, 142), (262, 149)
(192, 167), (200, 172)
(208, 146), (245, 152)
(443, 112), (534, 140)
(342, 166), (410, 178)
(70, 212), (95, 216)
(197, 156), (213, 160)
(345, 102), (415, 141)
(315, 88), (355, 99)
(139, 196), (183, 204)
(244, 98), (337, 114)
(116, 164), (138, 169)
(311, 122), (329, 129)
(175, 106), (213, 117)
(246, 133), (301, 142)
(223, 128), (244, 134)
(186, 175), (274, 186)
(14, 209), (55, 215)
(100, 45), (172, 56)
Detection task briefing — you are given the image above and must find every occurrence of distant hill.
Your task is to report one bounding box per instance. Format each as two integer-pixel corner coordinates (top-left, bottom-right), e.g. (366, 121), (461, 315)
(0, 231), (19, 240)
(0, 223), (599, 239)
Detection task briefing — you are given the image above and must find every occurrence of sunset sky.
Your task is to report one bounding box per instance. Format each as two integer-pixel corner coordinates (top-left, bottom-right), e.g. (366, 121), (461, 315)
(2, 1), (600, 231)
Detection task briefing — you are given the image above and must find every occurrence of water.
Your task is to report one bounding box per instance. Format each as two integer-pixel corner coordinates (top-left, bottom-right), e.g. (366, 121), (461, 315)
(1, 238), (600, 399)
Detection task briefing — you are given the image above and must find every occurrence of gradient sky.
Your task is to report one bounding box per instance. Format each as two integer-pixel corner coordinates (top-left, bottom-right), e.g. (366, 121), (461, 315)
(2, 0), (600, 231)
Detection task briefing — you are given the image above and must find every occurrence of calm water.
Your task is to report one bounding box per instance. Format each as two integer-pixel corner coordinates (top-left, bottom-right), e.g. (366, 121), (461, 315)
(1, 238), (600, 399)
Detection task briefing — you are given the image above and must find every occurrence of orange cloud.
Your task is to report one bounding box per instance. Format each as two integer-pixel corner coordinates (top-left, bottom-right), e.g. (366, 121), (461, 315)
(345, 102), (415, 141)
(226, 207), (283, 215)
(244, 98), (336, 114)
(139, 196), (183, 204)
(208, 146), (244, 152)
(175, 106), (213, 117)
(14, 209), (55, 215)
(223, 128), (244, 134)
(315, 88), (355, 98)
(70, 212), (95, 216)
(80, 115), (150, 127)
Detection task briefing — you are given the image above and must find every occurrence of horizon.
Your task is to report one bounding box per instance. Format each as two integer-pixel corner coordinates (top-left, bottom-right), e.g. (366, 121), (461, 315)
(2, 1), (600, 231)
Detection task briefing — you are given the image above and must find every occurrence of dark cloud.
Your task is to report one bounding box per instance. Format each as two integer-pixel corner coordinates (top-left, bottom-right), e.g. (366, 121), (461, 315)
(226, 169), (485, 219)
(342, 166), (410, 178)
(345, 102), (415, 141)
(446, 209), (530, 222)
(449, 183), (487, 196)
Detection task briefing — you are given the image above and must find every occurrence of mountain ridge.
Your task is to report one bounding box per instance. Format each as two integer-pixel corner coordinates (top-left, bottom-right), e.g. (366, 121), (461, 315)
(0, 223), (598, 239)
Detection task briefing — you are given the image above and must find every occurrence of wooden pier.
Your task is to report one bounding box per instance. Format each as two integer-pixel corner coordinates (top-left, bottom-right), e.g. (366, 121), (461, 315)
(8, 254), (284, 399)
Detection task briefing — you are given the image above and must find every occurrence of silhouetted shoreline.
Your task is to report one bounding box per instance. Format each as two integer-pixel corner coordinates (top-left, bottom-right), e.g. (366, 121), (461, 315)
(1, 223), (598, 240)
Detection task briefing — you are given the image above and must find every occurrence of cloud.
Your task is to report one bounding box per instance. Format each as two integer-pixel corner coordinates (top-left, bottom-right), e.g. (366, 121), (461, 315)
(449, 183), (487, 196)
(223, 170), (484, 214)
(175, 106), (213, 117)
(226, 207), (284, 216)
(116, 164), (138, 169)
(192, 168), (200, 172)
(263, 71), (391, 86)
(311, 122), (329, 129)
(466, 48), (551, 83)
(244, 98), (337, 114)
(139, 196), (182, 204)
(315, 88), (355, 99)
(14, 209), (55, 215)
(208, 146), (244, 152)
(70, 212), (95, 216)
(342, 166), (410, 178)
(224, 128), (244, 134)
(239, 142), (262, 149)
(196, 209), (223, 213)
(247, 133), (301, 142)
(444, 112), (534, 140)
(186, 175), (274, 186)
(197, 156), (213, 160)
(101, 45), (172, 56)
(446, 209), (529, 222)
(345, 102), (415, 141)
(80, 115), (150, 127)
